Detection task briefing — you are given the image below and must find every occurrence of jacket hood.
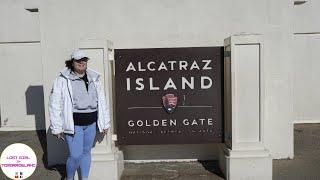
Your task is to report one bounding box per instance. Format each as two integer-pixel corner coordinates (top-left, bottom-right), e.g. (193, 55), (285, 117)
(60, 67), (100, 81)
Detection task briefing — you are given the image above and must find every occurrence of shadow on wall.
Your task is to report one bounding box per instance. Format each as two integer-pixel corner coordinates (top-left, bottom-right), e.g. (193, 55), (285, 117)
(26, 85), (46, 130)
(198, 160), (225, 179)
(26, 86), (47, 162)
(26, 85), (67, 179)
(25, 85), (109, 179)
(25, 86), (47, 162)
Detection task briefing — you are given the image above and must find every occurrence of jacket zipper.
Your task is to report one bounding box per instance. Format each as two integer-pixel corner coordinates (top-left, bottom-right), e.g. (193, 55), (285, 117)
(93, 80), (102, 132)
(66, 79), (73, 104)
(66, 78), (76, 135)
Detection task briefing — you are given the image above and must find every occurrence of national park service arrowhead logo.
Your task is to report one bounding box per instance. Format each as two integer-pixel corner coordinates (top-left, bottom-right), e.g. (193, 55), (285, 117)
(162, 94), (178, 114)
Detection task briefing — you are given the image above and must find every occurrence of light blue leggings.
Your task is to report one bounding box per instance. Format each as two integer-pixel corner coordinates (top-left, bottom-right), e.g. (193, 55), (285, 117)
(65, 122), (96, 179)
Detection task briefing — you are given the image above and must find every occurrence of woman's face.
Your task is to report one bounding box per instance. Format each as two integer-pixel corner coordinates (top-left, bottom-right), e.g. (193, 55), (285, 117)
(73, 58), (88, 73)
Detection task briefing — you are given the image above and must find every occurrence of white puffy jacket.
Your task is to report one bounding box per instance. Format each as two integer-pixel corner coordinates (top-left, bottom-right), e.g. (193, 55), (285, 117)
(49, 67), (110, 135)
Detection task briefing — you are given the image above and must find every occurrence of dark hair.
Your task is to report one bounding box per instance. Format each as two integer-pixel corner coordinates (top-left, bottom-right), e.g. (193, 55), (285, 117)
(65, 59), (74, 71)
(65, 57), (89, 71)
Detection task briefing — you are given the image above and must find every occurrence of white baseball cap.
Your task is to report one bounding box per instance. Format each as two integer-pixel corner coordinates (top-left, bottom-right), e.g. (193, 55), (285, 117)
(71, 49), (88, 60)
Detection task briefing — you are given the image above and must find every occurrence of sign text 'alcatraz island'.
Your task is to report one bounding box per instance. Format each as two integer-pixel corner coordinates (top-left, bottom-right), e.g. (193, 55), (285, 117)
(115, 47), (223, 145)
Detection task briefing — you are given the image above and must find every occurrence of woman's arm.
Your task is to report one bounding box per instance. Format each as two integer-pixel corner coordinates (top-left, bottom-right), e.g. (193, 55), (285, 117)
(97, 80), (111, 131)
(49, 77), (64, 135)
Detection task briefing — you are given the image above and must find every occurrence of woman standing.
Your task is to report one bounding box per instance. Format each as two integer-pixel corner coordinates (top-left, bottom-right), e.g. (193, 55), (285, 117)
(49, 49), (110, 180)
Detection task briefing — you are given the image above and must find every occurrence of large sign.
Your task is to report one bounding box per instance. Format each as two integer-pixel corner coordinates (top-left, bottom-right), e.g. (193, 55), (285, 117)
(115, 47), (223, 145)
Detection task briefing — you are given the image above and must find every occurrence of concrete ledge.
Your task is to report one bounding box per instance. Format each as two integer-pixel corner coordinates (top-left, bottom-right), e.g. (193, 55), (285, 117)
(89, 151), (124, 180)
(75, 150), (124, 180)
(225, 150), (272, 180)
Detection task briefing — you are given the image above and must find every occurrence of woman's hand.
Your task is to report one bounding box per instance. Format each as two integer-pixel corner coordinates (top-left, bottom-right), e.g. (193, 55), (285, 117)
(55, 133), (65, 141)
(102, 129), (108, 135)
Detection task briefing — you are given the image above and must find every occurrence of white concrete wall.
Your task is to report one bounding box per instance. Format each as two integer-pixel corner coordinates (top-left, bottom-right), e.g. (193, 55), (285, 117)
(294, 0), (320, 33)
(0, 0), (40, 42)
(292, 1), (320, 124)
(39, 0), (294, 161)
(0, 0), (297, 162)
(293, 34), (320, 123)
(0, 43), (44, 130)
(263, 0), (294, 159)
(0, 0), (43, 130)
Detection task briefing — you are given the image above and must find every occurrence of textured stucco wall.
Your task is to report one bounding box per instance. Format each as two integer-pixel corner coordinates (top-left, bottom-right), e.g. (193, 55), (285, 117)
(0, 0), (305, 162)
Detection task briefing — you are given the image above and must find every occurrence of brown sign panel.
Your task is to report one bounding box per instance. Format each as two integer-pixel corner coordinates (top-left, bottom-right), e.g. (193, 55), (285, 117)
(115, 47), (223, 145)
